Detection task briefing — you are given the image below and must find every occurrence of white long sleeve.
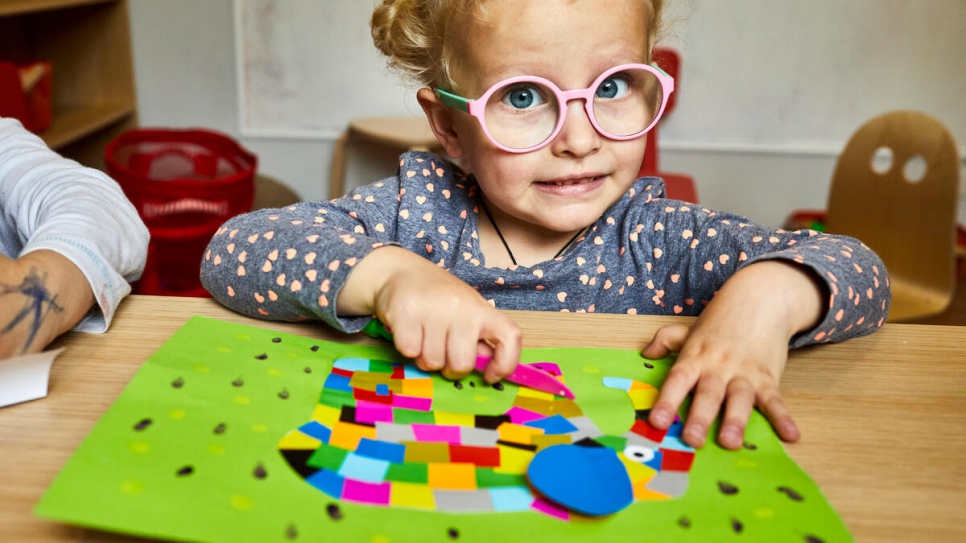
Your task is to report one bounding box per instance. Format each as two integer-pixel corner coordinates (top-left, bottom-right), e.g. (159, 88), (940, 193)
(0, 117), (149, 332)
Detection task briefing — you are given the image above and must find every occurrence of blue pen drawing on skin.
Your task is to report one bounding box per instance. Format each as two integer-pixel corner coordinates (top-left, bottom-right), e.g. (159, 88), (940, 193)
(0, 267), (63, 353)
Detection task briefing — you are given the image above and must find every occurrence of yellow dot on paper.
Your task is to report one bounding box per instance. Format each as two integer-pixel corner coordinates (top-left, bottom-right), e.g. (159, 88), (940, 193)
(735, 459), (757, 469)
(583, 365), (601, 374)
(234, 334), (250, 341)
(169, 409), (186, 419)
(216, 346), (231, 353)
(474, 395), (489, 403)
(372, 536), (390, 543)
(193, 365), (210, 372)
(266, 369), (282, 376)
(231, 495), (254, 510)
(129, 441), (150, 454)
(234, 395), (251, 405)
(251, 424), (268, 433)
(208, 444), (226, 455)
(754, 508), (775, 518)
(120, 480), (145, 495)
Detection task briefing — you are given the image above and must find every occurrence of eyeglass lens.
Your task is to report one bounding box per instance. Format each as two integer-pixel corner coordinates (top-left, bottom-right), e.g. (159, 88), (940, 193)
(482, 67), (664, 150)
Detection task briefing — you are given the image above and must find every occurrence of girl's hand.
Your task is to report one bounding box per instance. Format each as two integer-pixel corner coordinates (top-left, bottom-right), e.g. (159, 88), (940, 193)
(643, 261), (824, 450)
(339, 246), (522, 382)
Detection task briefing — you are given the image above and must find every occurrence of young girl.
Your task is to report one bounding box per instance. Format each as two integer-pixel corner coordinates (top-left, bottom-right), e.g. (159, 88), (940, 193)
(200, 0), (890, 451)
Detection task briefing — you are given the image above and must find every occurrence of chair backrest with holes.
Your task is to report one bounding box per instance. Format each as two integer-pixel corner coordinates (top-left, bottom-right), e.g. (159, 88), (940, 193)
(825, 110), (960, 313)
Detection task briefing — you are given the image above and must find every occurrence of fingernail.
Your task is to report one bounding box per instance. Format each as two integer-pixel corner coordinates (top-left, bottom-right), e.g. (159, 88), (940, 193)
(652, 410), (671, 427)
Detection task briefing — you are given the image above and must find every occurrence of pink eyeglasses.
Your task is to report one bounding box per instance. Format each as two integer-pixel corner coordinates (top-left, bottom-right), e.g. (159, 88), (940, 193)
(435, 63), (674, 153)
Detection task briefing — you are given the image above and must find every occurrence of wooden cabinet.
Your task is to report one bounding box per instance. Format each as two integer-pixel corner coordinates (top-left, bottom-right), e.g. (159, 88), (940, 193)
(0, 0), (136, 170)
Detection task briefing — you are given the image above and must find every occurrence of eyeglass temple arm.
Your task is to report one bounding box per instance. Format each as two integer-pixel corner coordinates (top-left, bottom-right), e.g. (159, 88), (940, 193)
(434, 88), (471, 113)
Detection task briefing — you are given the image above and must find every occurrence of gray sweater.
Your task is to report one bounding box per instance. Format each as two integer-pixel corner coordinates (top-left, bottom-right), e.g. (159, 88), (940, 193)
(201, 151), (890, 347)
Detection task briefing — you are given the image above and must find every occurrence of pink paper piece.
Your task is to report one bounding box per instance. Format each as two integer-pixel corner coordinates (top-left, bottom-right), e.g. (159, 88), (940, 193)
(342, 479), (391, 505)
(412, 423), (462, 444)
(355, 400), (394, 424)
(392, 394), (432, 411)
(531, 497), (570, 520)
(506, 406), (544, 425)
(527, 362), (562, 376)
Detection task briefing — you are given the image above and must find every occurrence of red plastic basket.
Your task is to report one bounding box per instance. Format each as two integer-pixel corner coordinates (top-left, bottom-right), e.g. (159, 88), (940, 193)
(105, 128), (257, 297)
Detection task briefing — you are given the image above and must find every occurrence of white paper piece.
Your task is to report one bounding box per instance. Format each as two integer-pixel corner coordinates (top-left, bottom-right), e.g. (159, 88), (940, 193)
(0, 347), (65, 408)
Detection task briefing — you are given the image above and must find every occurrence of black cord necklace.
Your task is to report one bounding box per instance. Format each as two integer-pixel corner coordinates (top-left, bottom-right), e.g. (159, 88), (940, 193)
(478, 198), (585, 266)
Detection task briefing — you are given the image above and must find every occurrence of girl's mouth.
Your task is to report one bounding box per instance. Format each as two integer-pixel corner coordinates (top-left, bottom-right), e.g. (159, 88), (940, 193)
(534, 175), (606, 195)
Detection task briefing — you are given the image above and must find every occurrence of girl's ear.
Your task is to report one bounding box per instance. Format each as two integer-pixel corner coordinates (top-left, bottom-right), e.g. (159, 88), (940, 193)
(417, 87), (466, 159)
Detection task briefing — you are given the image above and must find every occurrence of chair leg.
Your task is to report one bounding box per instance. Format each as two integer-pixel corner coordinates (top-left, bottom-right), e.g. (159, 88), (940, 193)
(329, 131), (350, 200)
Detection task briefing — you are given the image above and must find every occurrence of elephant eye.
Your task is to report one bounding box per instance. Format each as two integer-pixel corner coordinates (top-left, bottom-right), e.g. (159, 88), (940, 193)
(623, 444), (655, 463)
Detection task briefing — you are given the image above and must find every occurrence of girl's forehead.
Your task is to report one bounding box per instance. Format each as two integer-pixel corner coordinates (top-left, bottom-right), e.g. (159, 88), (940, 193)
(450, 0), (649, 91)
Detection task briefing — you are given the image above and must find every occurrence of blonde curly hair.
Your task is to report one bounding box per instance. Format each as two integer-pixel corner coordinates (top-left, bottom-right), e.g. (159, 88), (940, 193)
(371, 0), (666, 92)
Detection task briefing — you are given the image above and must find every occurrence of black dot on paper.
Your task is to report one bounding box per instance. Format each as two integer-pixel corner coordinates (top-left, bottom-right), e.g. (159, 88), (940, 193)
(454, 381), (463, 390)
(310, 345), (319, 352)
(176, 465), (194, 476)
(254, 463), (268, 479)
(255, 354), (268, 360)
(492, 382), (504, 391)
(731, 518), (744, 534)
(278, 388), (290, 400)
(743, 442), (758, 451)
(272, 337), (282, 343)
(214, 423), (227, 435)
(172, 377), (184, 388)
(303, 367), (312, 374)
(778, 486), (804, 501)
(133, 418), (152, 431)
(232, 377), (244, 387)
(285, 524), (298, 539)
(447, 527), (459, 539)
(643, 362), (655, 369)
(326, 503), (343, 521)
(677, 516), (691, 529)
(717, 481), (739, 495)
(469, 381), (476, 388)
(804, 536), (826, 543)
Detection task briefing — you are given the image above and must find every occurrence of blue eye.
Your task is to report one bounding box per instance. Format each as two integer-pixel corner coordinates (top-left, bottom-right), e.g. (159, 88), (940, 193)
(502, 85), (546, 110)
(596, 76), (630, 99)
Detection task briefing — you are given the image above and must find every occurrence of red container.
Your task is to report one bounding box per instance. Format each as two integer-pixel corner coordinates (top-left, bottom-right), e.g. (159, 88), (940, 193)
(0, 60), (53, 133)
(105, 128), (257, 296)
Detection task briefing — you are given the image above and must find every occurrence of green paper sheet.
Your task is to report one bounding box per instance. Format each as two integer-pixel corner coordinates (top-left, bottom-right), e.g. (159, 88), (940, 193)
(36, 316), (852, 542)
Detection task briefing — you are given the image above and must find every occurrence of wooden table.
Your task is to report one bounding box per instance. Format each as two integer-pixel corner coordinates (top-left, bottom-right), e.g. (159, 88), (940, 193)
(2, 295), (965, 542)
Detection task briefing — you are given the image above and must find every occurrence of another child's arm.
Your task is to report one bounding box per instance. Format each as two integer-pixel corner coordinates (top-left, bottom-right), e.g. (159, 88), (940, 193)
(635, 202), (889, 450)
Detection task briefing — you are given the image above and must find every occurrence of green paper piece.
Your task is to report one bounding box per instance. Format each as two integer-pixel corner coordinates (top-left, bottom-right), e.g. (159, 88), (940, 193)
(475, 468), (528, 489)
(392, 408), (436, 425)
(385, 462), (429, 484)
(595, 435), (628, 451)
(307, 445), (348, 471)
(35, 316), (853, 542)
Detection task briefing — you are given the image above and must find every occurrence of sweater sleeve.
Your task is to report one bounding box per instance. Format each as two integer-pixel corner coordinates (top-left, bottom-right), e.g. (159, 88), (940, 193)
(636, 199), (890, 347)
(0, 117), (149, 332)
(200, 175), (407, 333)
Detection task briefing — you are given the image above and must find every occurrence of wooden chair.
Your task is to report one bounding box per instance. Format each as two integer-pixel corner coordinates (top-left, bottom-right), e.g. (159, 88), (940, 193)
(825, 110), (961, 322)
(328, 116), (444, 199)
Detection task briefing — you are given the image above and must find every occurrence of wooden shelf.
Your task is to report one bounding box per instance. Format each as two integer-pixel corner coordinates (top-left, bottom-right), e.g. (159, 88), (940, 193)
(41, 103), (134, 150)
(0, 0), (136, 170)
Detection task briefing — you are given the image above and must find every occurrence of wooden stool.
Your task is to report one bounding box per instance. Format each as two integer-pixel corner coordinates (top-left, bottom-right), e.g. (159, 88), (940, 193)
(329, 116), (444, 199)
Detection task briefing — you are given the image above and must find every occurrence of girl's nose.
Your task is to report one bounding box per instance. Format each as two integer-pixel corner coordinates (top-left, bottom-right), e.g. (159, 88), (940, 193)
(549, 100), (601, 158)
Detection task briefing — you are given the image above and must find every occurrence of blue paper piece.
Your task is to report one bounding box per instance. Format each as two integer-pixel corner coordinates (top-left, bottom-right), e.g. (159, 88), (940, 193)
(356, 437), (406, 463)
(527, 444), (633, 516)
(298, 421), (332, 443)
(523, 414), (579, 434)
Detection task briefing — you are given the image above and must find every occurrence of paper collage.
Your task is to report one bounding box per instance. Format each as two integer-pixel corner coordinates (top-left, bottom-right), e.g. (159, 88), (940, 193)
(35, 316), (852, 542)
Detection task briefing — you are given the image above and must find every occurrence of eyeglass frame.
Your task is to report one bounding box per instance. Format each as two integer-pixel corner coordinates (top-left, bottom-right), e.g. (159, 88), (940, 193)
(434, 63), (675, 154)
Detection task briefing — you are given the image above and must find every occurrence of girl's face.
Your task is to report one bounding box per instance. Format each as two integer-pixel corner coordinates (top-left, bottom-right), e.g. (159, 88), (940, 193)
(421, 0), (651, 239)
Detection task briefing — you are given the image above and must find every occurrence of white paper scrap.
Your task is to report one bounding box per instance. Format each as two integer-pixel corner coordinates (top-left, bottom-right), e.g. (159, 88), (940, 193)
(0, 347), (65, 408)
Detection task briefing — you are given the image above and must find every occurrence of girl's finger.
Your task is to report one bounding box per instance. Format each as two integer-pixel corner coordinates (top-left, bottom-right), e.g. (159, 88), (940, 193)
(441, 321), (477, 380)
(388, 317), (423, 361)
(756, 381), (800, 443)
(416, 323), (446, 373)
(648, 360), (701, 430)
(718, 377), (756, 450)
(480, 316), (522, 382)
(642, 324), (690, 359)
(680, 373), (727, 448)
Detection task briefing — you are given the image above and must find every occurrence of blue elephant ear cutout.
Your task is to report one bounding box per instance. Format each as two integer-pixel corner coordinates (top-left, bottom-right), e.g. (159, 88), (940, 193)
(527, 444), (634, 516)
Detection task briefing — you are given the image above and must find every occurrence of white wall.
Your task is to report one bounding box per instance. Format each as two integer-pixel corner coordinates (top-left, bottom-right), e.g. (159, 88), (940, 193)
(129, 0), (966, 228)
